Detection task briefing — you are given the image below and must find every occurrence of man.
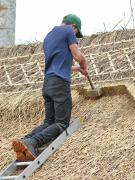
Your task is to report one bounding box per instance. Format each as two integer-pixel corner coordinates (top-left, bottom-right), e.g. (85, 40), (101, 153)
(12, 14), (88, 161)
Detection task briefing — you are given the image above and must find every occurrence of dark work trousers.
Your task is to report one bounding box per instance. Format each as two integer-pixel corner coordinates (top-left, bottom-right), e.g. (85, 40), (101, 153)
(24, 76), (72, 147)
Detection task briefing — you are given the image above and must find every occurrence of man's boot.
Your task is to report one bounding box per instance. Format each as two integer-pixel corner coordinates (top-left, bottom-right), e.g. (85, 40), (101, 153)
(12, 138), (38, 161)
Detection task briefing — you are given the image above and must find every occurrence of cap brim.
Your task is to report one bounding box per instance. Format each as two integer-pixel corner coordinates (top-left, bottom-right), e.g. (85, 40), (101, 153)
(76, 28), (83, 38)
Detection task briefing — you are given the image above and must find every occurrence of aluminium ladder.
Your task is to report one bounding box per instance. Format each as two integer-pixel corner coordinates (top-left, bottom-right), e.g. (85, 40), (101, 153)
(0, 119), (81, 180)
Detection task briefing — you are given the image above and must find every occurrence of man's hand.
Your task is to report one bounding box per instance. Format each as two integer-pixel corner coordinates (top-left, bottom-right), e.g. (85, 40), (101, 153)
(79, 67), (88, 76)
(72, 65), (89, 76)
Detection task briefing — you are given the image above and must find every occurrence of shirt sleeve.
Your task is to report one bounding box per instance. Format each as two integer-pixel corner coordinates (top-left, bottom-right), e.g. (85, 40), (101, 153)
(66, 27), (78, 46)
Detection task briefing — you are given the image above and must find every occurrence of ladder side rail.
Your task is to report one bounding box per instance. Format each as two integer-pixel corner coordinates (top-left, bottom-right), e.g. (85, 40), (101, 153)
(0, 161), (16, 177)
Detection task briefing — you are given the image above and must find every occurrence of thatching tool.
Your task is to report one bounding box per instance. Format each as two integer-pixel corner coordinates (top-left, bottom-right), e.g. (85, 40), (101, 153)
(86, 75), (103, 99)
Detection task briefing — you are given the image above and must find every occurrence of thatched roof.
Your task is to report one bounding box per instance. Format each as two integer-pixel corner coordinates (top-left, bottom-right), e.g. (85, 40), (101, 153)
(0, 29), (135, 179)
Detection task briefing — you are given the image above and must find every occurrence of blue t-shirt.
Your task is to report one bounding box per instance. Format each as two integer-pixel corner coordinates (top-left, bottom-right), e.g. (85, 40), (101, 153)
(43, 25), (77, 82)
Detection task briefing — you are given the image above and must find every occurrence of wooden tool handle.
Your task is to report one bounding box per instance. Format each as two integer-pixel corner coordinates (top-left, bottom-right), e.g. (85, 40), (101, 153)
(87, 75), (95, 89)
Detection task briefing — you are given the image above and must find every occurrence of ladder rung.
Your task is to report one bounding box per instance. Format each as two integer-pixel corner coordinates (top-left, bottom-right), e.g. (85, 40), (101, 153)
(15, 161), (32, 166)
(1, 175), (18, 179)
(38, 147), (46, 152)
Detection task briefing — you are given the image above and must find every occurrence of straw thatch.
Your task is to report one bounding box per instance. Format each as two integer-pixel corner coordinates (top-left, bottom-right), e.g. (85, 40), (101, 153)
(0, 84), (135, 179)
(1, 29), (135, 179)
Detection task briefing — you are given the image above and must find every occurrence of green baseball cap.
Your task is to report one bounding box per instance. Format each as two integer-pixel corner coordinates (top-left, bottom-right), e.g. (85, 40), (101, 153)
(62, 14), (83, 38)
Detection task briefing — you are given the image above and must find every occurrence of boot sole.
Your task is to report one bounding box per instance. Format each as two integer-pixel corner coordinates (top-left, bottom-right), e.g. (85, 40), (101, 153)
(12, 139), (36, 161)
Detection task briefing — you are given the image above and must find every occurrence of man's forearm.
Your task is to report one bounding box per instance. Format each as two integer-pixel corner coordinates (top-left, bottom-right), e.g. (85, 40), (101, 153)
(78, 54), (87, 69)
(69, 44), (88, 75)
